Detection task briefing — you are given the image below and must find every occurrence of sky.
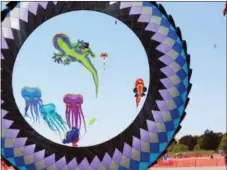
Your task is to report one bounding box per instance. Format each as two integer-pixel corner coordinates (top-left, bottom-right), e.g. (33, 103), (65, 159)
(160, 2), (226, 138)
(1, 2), (226, 145)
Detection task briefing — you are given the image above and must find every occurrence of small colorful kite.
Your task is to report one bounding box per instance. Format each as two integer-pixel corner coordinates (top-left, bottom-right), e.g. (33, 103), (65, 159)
(223, 2), (227, 16)
(133, 78), (147, 108)
(100, 53), (108, 71)
(62, 127), (80, 147)
(88, 118), (96, 125)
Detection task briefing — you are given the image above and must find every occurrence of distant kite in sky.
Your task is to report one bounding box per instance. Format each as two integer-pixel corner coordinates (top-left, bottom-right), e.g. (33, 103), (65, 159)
(133, 78), (147, 108)
(223, 2), (227, 16)
(88, 118), (96, 125)
(100, 53), (108, 71)
(214, 44), (217, 48)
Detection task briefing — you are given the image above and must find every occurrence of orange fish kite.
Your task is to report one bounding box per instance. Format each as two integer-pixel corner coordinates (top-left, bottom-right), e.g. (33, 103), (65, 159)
(133, 78), (147, 107)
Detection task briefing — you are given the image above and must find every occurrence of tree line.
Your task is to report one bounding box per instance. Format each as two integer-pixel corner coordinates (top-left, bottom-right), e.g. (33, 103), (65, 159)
(168, 130), (227, 153)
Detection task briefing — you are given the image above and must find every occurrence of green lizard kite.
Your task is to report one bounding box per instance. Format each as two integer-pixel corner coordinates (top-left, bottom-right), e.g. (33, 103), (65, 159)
(52, 33), (99, 97)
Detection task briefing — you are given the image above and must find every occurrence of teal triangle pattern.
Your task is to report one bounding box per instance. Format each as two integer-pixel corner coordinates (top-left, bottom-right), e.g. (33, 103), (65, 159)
(167, 130), (175, 141)
(181, 50), (186, 59)
(7, 158), (16, 166)
(173, 118), (180, 129)
(181, 91), (187, 102)
(177, 104), (185, 116)
(149, 153), (159, 163)
(183, 64), (189, 74)
(18, 166), (27, 170)
(183, 76), (189, 87)
(159, 142), (168, 152)
(139, 162), (149, 170)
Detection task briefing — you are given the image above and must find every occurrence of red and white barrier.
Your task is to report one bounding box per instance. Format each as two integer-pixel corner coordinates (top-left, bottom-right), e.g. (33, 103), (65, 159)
(154, 157), (227, 168)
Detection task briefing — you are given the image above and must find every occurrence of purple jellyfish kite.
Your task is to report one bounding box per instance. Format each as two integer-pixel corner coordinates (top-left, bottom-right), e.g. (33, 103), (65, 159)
(63, 94), (86, 132)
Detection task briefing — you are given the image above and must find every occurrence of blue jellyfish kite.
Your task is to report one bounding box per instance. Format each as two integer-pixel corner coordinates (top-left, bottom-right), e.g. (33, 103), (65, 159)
(21, 87), (43, 123)
(62, 127), (80, 147)
(39, 103), (67, 135)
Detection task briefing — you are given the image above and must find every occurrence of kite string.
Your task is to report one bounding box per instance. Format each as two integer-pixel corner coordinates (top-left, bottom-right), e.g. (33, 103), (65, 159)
(103, 59), (106, 71)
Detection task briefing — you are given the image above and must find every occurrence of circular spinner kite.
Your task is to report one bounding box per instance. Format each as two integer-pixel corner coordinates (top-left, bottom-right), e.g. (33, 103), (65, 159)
(1, 2), (192, 170)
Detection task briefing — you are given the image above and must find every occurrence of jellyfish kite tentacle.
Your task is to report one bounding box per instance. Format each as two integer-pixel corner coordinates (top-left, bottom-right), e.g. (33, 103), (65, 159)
(65, 105), (73, 129)
(78, 109), (82, 129)
(72, 108), (79, 128)
(46, 117), (57, 131)
(32, 102), (40, 123)
(39, 103), (67, 136)
(33, 103), (40, 123)
(21, 87), (43, 123)
(66, 109), (71, 129)
(79, 106), (87, 133)
(29, 103), (36, 123)
(53, 113), (67, 132)
(49, 116), (63, 136)
(24, 101), (30, 118)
